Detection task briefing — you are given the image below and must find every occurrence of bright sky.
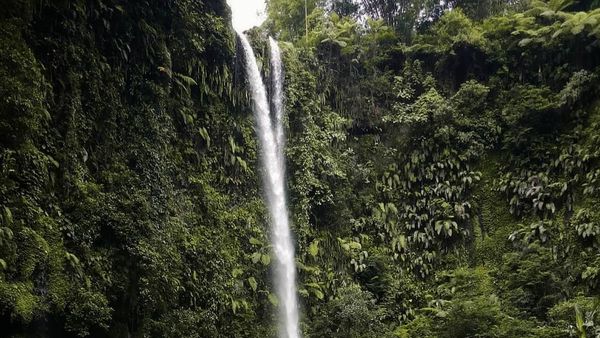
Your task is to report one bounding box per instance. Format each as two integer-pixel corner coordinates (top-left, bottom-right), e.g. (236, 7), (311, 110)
(227, 0), (267, 32)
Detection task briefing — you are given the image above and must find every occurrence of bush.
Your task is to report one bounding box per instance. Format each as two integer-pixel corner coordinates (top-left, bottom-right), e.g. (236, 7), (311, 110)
(309, 284), (392, 338)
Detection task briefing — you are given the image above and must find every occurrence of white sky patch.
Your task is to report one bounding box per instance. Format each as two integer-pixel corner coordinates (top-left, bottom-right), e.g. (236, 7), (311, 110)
(227, 0), (267, 32)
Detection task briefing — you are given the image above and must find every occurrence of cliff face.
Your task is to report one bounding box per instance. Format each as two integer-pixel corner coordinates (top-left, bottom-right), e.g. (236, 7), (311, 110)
(274, 6), (600, 338)
(0, 1), (275, 337)
(3, 1), (600, 337)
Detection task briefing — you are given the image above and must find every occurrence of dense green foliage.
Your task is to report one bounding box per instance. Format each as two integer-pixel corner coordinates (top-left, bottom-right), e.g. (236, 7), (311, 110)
(0, 0), (275, 336)
(268, 0), (600, 337)
(2, 0), (600, 337)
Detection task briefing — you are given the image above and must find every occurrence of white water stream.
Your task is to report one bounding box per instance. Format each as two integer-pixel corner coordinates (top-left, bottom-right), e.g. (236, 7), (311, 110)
(237, 32), (300, 338)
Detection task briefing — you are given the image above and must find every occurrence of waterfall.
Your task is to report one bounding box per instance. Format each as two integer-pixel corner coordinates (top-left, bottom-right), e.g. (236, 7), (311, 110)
(237, 32), (300, 338)
(269, 37), (285, 157)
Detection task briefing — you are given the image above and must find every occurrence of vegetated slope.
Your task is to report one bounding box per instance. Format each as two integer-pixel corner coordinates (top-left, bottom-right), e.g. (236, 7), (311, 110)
(3, 0), (600, 337)
(0, 1), (278, 337)
(272, 1), (600, 337)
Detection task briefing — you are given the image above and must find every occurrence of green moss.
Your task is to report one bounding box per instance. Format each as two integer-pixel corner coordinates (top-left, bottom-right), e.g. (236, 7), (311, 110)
(0, 281), (41, 323)
(473, 155), (519, 266)
(17, 228), (49, 280)
(0, 19), (49, 147)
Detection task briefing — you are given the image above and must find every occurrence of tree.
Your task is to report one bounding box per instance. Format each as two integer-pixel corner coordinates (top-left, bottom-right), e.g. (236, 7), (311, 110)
(327, 0), (361, 16)
(268, 0), (320, 40)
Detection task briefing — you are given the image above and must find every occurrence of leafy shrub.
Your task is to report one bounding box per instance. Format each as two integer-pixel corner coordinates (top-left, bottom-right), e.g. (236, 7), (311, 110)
(309, 284), (391, 338)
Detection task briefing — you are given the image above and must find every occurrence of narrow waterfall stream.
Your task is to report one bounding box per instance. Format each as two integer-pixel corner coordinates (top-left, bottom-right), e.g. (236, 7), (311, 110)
(237, 32), (300, 338)
(269, 37), (285, 156)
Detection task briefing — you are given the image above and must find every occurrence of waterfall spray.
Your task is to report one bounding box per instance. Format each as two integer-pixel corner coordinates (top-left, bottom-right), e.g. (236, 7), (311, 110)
(237, 32), (300, 338)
